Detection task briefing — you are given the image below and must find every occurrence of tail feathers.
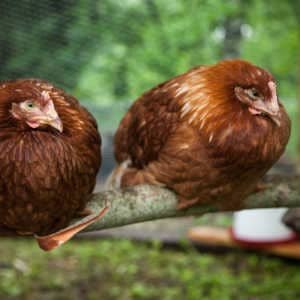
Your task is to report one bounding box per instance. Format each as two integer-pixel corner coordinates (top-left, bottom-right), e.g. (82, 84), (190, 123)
(105, 159), (131, 190)
(105, 159), (166, 190)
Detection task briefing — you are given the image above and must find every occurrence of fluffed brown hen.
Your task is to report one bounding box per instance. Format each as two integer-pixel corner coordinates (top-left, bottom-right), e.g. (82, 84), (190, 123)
(109, 59), (291, 210)
(0, 79), (103, 247)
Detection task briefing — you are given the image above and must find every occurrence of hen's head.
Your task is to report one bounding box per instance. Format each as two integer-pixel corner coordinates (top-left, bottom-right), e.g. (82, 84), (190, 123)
(208, 59), (280, 126)
(0, 80), (63, 132)
(10, 90), (63, 132)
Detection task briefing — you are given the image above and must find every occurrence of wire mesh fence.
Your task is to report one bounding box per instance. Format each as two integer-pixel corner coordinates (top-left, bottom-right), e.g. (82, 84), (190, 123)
(0, 1), (298, 101)
(0, 1), (298, 157)
(0, 1), (298, 126)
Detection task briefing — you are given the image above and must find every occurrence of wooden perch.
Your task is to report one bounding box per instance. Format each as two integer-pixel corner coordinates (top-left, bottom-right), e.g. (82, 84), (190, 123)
(1, 175), (299, 251)
(82, 174), (300, 232)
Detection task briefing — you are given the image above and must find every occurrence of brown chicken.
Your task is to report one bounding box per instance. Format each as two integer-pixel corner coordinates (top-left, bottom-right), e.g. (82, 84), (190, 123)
(0, 79), (102, 239)
(109, 59), (291, 210)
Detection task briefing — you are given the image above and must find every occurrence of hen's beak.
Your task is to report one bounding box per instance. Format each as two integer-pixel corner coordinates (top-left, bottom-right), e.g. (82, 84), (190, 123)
(264, 81), (280, 126)
(33, 116), (63, 132)
(249, 102), (281, 127)
(248, 106), (280, 127)
(263, 110), (281, 127)
(46, 118), (63, 132)
(42, 98), (63, 132)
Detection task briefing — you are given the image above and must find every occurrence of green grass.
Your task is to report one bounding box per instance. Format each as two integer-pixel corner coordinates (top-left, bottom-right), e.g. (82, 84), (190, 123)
(0, 238), (299, 300)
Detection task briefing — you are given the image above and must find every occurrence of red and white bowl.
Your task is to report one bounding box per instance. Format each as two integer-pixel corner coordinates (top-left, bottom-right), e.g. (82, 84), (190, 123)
(231, 208), (298, 247)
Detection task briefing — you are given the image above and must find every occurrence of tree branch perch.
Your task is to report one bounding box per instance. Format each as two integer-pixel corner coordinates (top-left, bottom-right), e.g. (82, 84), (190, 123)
(82, 175), (300, 232)
(1, 175), (299, 251)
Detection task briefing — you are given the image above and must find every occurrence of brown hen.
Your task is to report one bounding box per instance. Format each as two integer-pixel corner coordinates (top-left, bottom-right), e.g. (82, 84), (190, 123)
(0, 79), (101, 237)
(109, 59), (291, 210)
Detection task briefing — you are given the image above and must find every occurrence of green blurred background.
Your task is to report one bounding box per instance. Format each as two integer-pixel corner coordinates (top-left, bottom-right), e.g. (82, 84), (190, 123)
(0, 0), (299, 156)
(0, 1), (299, 299)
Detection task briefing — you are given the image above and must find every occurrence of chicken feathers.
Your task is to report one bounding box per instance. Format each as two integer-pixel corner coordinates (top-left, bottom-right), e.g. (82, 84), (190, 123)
(110, 59), (291, 210)
(0, 79), (102, 239)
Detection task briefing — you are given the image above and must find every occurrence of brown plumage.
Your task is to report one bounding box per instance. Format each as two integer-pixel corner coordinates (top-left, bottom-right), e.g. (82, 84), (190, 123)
(0, 79), (101, 235)
(110, 59), (291, 210)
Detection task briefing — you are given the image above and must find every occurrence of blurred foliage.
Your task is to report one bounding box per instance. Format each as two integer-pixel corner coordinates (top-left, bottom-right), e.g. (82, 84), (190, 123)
(76, 0), (300, 103)
(0, 0), (299, 154)
(240, 0), (299, 98)
(0, 0), (298, 102)
(0, 238), (300, 300)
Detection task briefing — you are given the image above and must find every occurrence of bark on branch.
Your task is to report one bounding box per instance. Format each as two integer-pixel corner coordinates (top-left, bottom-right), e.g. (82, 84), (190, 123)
(82, 175), (300, 232)
(1, 174), (299, 251)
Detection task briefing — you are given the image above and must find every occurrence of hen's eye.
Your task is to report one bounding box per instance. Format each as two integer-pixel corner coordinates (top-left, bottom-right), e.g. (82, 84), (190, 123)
(249, 88), (260, 99)
(26, 102), (35, 109)
(251, 89), (259, 97)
